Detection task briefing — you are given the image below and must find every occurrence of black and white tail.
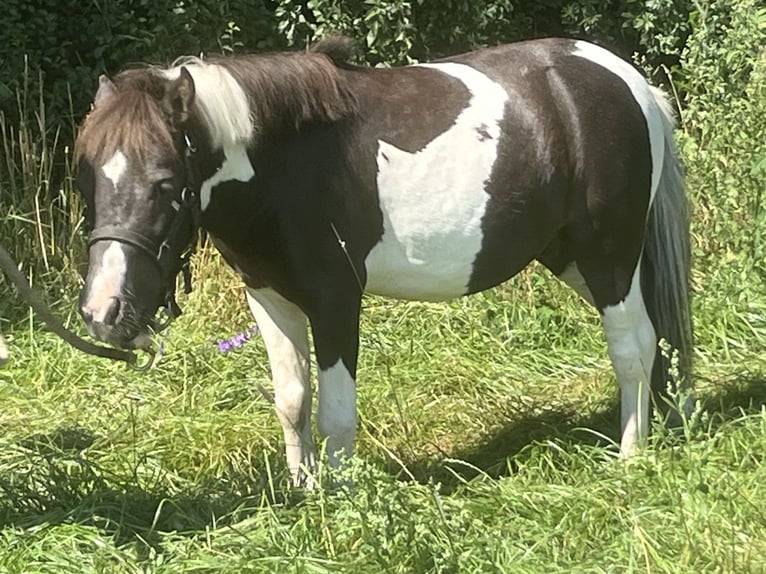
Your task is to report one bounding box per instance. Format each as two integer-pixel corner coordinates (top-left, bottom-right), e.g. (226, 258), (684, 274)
(641, 87), (693, 417)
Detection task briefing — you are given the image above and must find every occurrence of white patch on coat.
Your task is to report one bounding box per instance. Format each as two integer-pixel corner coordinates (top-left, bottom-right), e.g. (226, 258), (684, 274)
(364, 63), (509, 300)
(102, 150), (127, 190)
(162, 61), (253, 149)
(316, 359), (357, 468)
(600, 263), (656, 457)
(162, 60), (255, 211)
(246, 287), (316, 485)
(572, 41), (664, 203)
(0, 331), (8, 364)
(199, 143), (255, 211)
(83, 241), (127, 323)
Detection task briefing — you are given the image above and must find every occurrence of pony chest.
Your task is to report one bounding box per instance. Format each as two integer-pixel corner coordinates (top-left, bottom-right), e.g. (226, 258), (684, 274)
(363, 62), (509, 301)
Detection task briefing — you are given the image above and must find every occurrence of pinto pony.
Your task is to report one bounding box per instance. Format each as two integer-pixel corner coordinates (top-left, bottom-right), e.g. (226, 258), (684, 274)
(75, 38), (691, 484)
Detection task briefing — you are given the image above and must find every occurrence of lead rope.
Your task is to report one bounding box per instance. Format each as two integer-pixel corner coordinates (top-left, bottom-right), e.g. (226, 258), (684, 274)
(0, 243), (141, 367)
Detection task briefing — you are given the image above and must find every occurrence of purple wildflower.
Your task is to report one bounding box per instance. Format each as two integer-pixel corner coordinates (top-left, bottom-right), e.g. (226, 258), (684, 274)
(216, 325), (260, 354)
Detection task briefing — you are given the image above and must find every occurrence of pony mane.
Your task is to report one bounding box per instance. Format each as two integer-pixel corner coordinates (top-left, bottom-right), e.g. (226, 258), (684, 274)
(217, 45), (359, 138)
(163, 58), (254, 149)
(77, 41), (359, 163)
(309, 35), (359, 67)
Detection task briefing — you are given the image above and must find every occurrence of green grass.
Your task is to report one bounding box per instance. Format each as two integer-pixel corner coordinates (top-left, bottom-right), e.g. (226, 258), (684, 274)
(1, 249), (766, 572)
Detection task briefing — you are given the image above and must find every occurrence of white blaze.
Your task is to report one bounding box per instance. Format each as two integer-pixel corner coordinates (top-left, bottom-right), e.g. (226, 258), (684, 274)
(102, 150), (127, 190)
(364, 62), (509, 300)
(84, 241), (127, 323)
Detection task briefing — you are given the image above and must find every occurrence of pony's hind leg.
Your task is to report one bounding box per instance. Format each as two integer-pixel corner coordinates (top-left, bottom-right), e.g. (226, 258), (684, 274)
(557, 261), (595, 307)
(556, 256), (655, 456)
(583, 259), (656, 457)
(246, 287), (317, 486)
(602, 264), (656, 457)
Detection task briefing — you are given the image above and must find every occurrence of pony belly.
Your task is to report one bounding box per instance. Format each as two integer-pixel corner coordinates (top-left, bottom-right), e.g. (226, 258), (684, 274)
(362, 133), (494, 301)
(363, 233), (482, 301)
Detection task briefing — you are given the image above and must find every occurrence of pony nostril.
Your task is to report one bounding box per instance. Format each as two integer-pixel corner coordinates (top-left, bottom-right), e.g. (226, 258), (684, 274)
(80, 306), (94, 324)
(103, 297), (122, 326)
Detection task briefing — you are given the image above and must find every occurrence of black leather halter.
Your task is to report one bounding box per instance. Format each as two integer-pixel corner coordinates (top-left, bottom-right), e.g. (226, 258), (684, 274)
(87, 134), (202, 327)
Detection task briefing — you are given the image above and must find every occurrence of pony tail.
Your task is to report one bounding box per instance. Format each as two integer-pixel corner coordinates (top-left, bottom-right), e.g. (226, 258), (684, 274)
(641, 87), (694, 413)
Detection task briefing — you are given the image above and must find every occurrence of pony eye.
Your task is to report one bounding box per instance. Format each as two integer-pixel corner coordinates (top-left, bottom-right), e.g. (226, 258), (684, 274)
(153, 179), (175, 196)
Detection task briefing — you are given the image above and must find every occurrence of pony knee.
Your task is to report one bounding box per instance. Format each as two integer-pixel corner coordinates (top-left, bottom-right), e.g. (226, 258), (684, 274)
(273, 374), (311, 429)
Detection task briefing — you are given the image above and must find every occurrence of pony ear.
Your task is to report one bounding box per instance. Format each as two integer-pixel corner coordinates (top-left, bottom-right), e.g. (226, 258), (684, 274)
(164, 67), (196, 124)
(94, 75), (116, 107)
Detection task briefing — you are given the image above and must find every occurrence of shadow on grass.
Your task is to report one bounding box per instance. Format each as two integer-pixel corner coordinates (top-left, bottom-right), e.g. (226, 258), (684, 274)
(0, 425), (292, 554)
(696, 371), (766, 422)
(379, 399), (620, 492)
(391, 370), (766, 491)
(1, 371), (764, 551)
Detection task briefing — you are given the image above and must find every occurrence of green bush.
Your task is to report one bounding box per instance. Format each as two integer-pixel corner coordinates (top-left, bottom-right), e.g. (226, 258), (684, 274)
(0, 0), (281, 126)
(0, 1), (699, 123)
(676, 0), (766, 269)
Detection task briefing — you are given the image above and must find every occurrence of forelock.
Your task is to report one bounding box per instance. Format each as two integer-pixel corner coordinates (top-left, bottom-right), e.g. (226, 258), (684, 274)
(76, 70), (176, 166)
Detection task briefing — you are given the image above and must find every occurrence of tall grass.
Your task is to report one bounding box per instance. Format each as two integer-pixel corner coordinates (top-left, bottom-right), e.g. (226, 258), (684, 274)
(0, 287), (764, 572)
(0, 61), (82, 314)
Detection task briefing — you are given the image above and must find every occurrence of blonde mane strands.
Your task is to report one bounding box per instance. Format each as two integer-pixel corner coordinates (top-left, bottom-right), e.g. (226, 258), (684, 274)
(163, 59), (254, 150)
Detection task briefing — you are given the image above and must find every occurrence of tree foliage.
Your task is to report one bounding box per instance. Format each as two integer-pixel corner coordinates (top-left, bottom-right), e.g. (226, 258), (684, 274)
(0, 0), (696, 122)
(0, 0), (282, 123)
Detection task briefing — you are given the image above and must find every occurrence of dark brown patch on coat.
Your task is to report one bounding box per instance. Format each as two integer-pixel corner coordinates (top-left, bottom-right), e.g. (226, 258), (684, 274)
(343, 65), (471, 153)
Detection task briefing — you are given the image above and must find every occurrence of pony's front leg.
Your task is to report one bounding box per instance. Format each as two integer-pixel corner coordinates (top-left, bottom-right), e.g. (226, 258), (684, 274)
(246, 287), (316, 486)
(309, 295), (361, 469)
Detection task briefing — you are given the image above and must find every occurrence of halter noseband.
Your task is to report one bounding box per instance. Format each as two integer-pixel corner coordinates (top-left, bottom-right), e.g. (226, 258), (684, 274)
(87, 133), (201, 327)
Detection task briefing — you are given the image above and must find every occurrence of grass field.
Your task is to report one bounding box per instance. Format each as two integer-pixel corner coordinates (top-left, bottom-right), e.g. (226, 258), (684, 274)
(1, 242), (766, 572)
